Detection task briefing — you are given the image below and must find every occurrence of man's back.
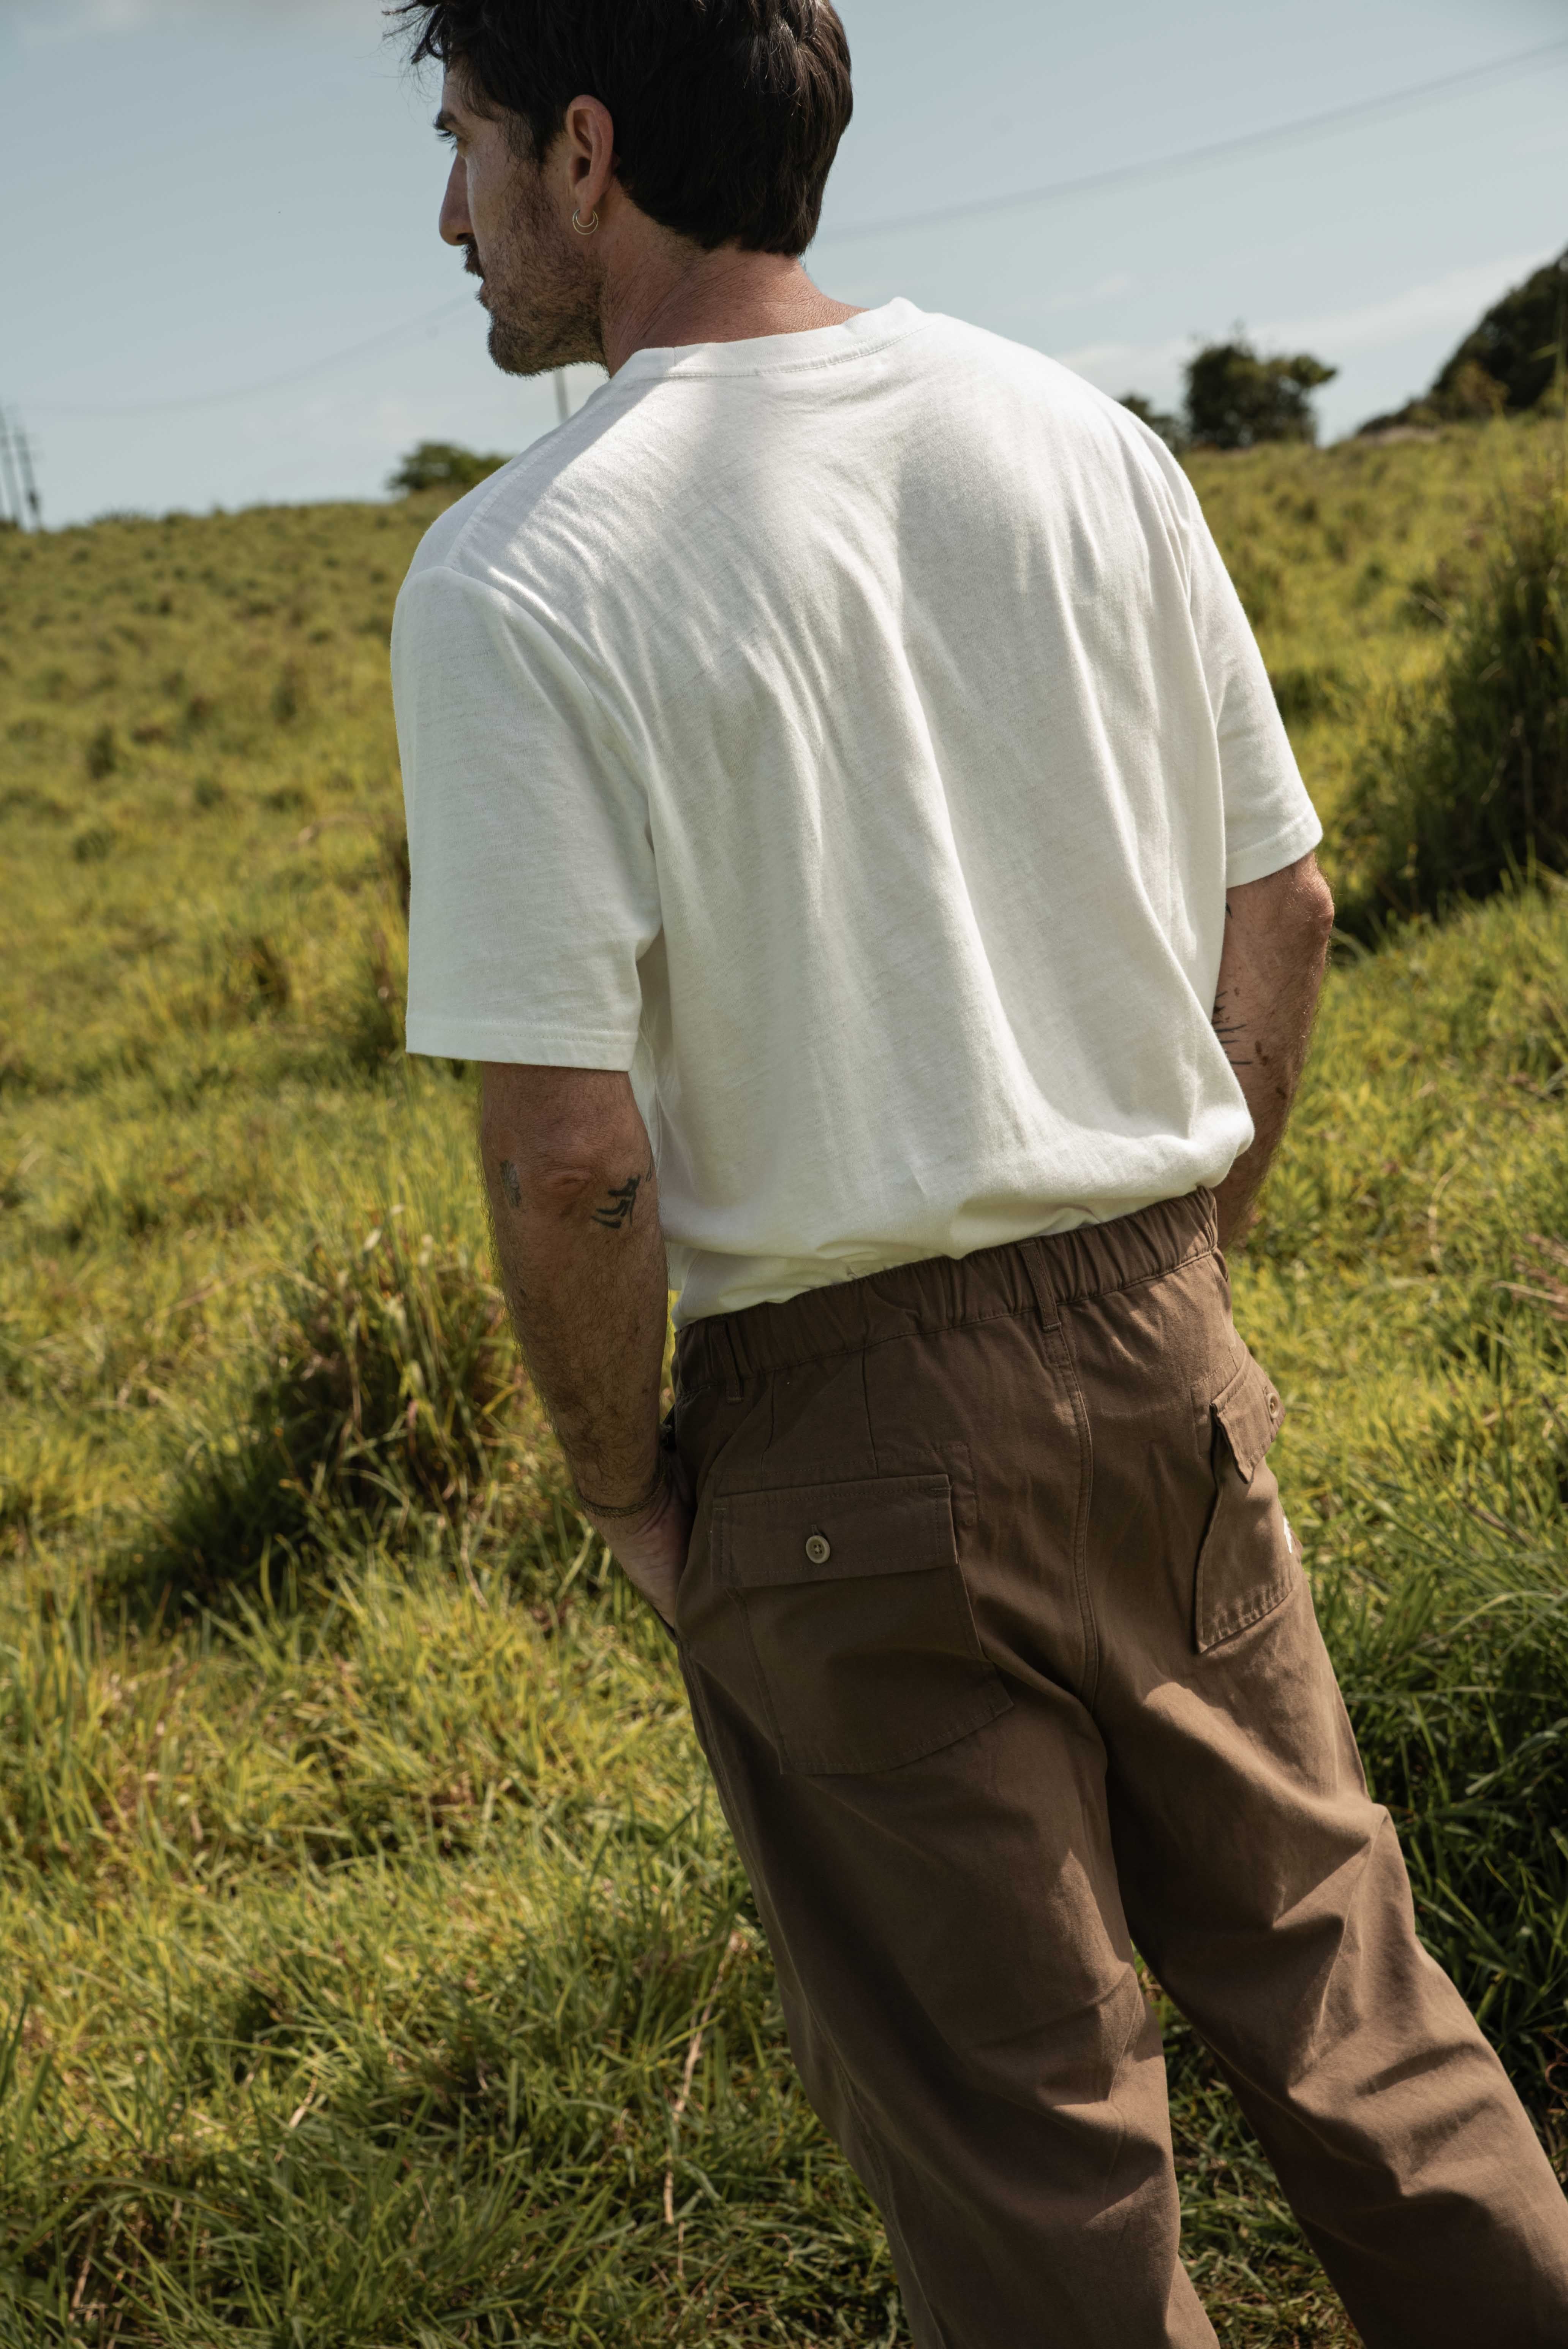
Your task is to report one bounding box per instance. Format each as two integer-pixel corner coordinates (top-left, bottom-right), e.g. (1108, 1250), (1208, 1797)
(394, 299), (1318, 1320)
(390, 8), (1568, 2333)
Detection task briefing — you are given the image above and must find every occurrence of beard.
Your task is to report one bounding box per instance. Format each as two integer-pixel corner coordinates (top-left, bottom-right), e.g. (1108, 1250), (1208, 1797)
(462, 171), (602, 378)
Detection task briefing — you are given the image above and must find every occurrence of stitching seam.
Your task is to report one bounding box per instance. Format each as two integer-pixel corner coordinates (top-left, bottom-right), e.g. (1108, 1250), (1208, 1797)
(1055, 1314), (1100, 1709)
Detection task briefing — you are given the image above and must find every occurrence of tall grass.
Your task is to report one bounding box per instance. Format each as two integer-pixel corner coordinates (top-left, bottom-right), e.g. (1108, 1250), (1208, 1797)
(132, 1212), (544, 1609)
(2, 420), (1566, 2342)
(1343, 475), (1568, 926)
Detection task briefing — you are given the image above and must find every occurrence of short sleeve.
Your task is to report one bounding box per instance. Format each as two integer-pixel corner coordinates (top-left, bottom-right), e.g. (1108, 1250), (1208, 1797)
(392, 567), (660, 1067)
(1181, 493), (1324, 888)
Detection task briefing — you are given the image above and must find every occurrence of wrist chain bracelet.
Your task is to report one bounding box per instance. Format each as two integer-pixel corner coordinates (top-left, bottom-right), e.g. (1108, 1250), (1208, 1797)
(575, 1459), (669, 1520)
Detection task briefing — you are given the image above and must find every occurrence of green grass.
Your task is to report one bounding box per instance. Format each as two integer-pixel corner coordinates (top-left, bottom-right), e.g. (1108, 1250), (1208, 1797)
(3, 415), (1568, 2343)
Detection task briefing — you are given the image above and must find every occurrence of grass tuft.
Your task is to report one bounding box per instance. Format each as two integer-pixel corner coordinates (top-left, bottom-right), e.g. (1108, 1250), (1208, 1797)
(134, 1214), (539, 1606)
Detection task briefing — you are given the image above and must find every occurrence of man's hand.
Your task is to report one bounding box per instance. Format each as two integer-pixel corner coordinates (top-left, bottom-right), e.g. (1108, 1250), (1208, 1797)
(1210, 852), (1335, 1251)
(583, 1460), (694, 1627)
(479, 1063), (689, 1619)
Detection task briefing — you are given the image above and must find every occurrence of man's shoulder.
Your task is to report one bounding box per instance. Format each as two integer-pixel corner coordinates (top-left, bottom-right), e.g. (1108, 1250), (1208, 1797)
(404, 370), (686, 619)
(895, 310), (1196, 497)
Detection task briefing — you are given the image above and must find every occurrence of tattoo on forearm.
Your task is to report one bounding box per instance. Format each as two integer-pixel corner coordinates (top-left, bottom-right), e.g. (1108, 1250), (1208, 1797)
(500, 1159), (523, 1209)
(1212, 990), (1252, 1070)
(591, 1170), (648, 1231)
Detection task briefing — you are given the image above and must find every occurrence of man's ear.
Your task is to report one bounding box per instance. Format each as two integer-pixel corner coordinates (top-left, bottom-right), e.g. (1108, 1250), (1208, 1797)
(558, 93), (618, 224)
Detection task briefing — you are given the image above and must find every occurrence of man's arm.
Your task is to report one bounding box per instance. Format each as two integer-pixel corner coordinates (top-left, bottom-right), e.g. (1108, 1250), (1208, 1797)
(479, 1062), (689, 1621)
(1209, 851), (1335, 1252)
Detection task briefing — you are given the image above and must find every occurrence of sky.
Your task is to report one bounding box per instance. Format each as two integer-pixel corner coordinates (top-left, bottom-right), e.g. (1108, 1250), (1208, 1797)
(1, 0), (1564, 526)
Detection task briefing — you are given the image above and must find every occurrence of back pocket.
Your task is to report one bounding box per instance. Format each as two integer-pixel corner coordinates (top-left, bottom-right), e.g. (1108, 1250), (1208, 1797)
(714, 1472), (1010, 1775)
(1194, 1353), (1298, 1653)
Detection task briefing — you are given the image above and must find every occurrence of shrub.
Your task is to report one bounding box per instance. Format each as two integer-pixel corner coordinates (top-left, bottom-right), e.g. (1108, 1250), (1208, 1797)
(1184, 337), (1337, 449)
(387, 441), (511, 497)
(1341, 479), (1568, 929)
(70, 824), (115, 864)
(137, 1220), (533, 1599)
(1118, 392), (1187, 452)
(1440, 359), (1510, 423)
(84, 722), (117, 779)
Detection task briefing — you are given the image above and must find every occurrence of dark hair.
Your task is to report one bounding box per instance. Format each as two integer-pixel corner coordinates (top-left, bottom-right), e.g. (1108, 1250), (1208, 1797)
(392, 0), (852, 257)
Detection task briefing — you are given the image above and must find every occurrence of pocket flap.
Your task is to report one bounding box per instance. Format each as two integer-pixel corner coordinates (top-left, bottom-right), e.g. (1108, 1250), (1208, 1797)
(1212, 1358), (1285, 1483)
(715, 1474), (955, 1590)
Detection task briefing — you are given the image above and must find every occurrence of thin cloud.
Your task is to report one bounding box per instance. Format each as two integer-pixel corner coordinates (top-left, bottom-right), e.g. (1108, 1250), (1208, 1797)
(1058, 251), (1551, 394)
(1259, 253), (1551, 359)
(1055, 335), (1189, 392)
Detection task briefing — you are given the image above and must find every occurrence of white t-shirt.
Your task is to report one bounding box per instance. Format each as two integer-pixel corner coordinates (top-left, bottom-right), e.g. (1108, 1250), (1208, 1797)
(392, 299), (1320, 1325)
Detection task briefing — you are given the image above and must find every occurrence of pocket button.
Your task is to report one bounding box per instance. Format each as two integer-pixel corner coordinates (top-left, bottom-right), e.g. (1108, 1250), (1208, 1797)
(804, 1532), (831, 1566)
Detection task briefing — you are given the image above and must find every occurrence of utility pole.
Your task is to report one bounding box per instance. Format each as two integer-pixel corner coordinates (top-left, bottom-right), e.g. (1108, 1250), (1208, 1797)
(553, 368), (571, 425)
(0, 409), (23, 530)
(11, 417), (41, 528)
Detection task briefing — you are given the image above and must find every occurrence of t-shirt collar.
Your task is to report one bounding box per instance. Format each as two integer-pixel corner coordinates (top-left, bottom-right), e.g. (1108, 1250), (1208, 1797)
(604, 296), (926, 389)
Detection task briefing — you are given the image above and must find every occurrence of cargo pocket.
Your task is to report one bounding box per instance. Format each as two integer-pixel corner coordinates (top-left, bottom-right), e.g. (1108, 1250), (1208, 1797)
(713, 1472), (1011, 1775)
(1194, 1353), (1297, 1653)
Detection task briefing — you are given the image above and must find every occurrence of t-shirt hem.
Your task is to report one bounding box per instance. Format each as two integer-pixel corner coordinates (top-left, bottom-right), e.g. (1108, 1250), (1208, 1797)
(1224, 808), (1323, 890)
(404, 1015), (635, 1070)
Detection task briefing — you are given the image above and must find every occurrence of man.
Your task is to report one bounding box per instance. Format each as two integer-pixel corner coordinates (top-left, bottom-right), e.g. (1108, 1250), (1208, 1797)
(389, 4), (1568, 2340)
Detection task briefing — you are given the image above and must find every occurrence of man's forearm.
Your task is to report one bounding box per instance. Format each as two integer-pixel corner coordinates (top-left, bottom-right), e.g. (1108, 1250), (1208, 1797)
(480, 1068), (669, 1509)
(1209, 855), (1334, 1251)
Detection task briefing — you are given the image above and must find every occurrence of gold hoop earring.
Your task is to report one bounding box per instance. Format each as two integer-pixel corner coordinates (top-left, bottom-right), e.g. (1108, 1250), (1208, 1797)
(571, 206), (599, 236)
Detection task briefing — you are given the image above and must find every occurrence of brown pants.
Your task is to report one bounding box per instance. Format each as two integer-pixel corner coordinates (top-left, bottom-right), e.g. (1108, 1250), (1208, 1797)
(670, 1192), (1568, 2348)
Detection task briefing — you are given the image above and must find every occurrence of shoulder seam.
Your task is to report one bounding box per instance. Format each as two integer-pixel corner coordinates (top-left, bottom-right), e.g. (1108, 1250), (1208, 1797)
(397, 563), (642, 782)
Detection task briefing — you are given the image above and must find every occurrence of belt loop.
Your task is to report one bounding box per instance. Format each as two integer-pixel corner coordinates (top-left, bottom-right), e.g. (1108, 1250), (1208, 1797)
(1022, 1236), (1061, 1329)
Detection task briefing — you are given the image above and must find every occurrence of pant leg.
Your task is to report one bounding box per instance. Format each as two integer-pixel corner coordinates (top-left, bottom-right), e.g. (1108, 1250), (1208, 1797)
(1068, 1245), (1568, 2349)
(673, 1306), (1217, 2349)
(680, 1652), (1216, 2349)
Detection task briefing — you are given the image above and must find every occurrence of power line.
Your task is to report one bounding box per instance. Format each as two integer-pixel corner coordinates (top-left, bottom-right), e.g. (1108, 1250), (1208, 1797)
(15, 32), (1568, 424)
(816, 33), (1568, 245)
(27, 294), (474, 421)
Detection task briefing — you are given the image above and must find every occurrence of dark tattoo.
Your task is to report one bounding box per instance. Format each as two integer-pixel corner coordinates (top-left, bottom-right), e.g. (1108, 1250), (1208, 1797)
(591, 1171), (647, 1231)
(1211, 989), (1252, 1071)
(499, 1159), (522, 1209)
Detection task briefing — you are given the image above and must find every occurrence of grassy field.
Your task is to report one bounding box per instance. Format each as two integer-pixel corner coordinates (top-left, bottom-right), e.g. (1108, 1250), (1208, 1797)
(2, 407), (1567, 2344)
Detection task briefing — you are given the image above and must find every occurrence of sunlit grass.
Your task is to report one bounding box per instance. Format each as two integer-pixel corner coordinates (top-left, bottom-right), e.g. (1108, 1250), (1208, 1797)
(2, 419), (1566, 2341)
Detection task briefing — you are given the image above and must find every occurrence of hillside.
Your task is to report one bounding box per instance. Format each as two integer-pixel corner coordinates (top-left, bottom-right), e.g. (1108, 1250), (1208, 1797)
(2, 410), (1567, 2343)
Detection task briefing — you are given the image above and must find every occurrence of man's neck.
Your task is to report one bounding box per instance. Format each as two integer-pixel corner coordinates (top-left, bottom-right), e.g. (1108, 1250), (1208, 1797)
(599, 245), (861, 376)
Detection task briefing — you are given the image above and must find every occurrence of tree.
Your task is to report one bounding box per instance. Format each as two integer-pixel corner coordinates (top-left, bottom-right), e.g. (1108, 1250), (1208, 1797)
(1117, 392), (1188, 453)
(1357, 248), (1568, 435)
(1183, 338), (1337, 450)
(1429, 247), (1568, 417)
(387, 441), (512, 496)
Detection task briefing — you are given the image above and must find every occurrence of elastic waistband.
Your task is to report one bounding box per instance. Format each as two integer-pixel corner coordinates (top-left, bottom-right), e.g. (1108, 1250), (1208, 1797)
(675, 1190), (1218, 1392)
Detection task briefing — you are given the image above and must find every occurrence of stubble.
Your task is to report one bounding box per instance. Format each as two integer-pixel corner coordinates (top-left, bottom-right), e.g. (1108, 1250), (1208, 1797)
(465, 164), (602, 378)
